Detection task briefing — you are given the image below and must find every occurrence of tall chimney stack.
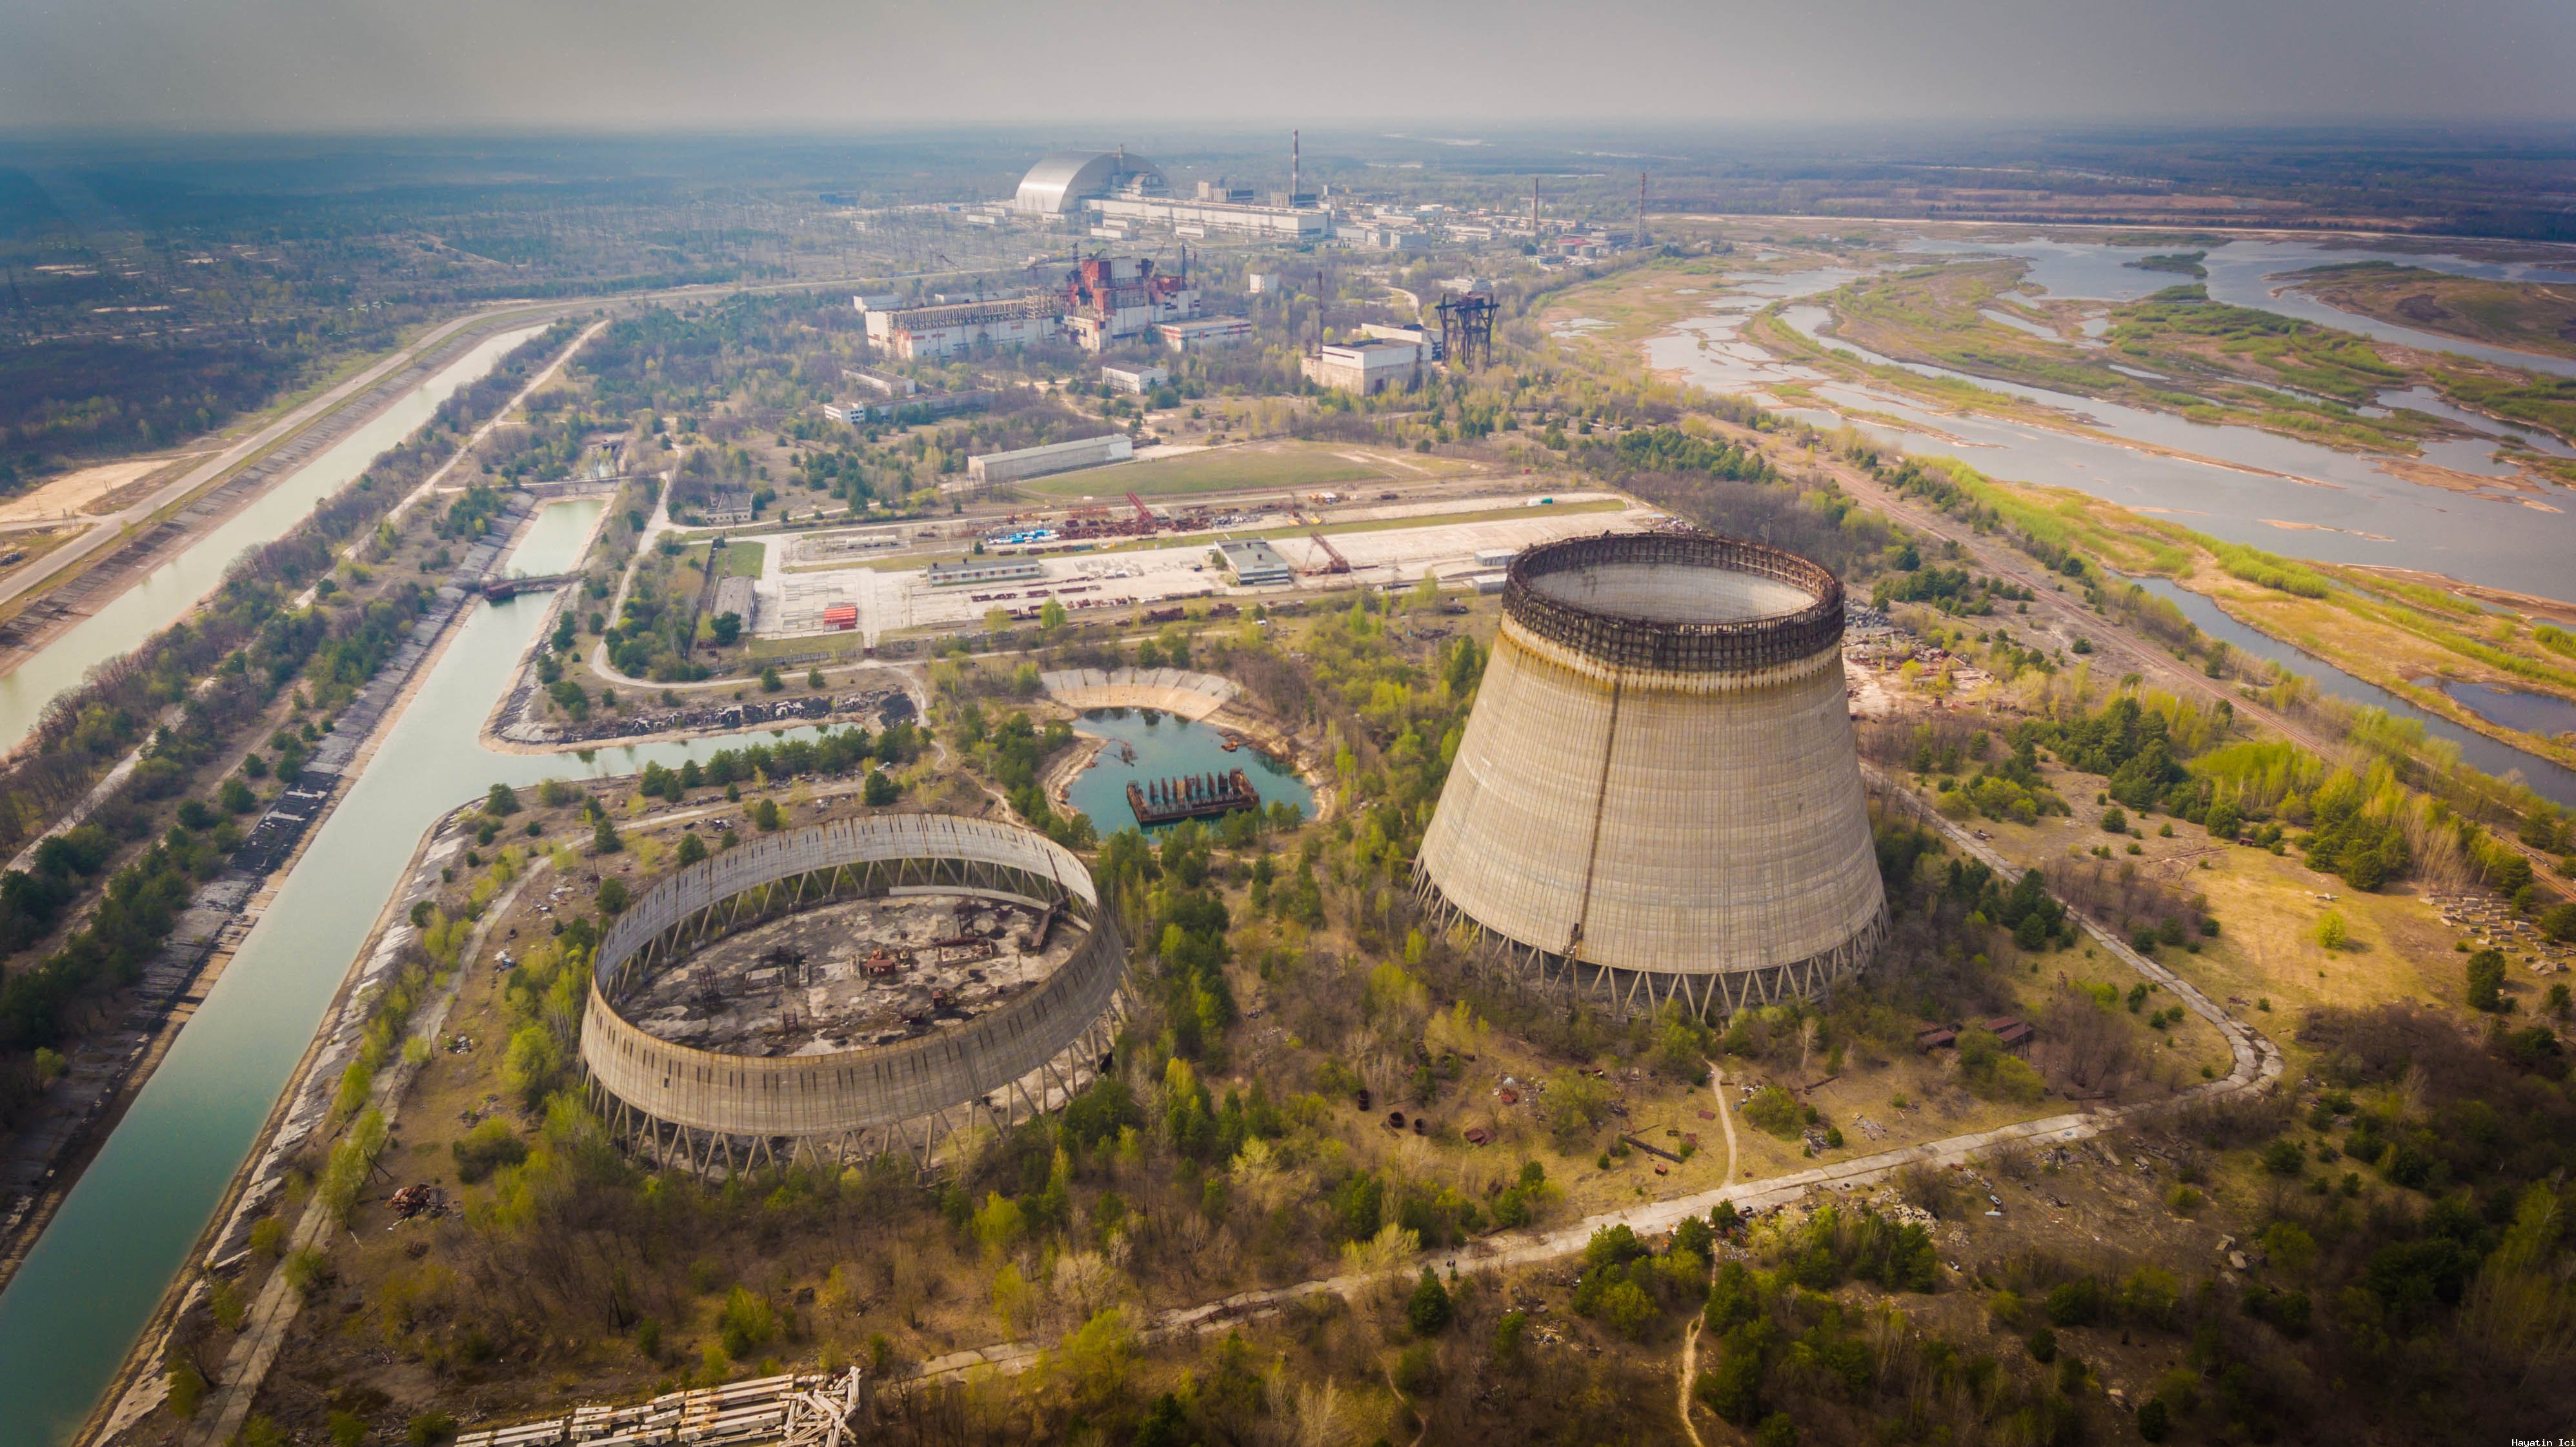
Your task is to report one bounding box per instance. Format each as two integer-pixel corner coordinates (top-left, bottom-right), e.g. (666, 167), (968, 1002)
(1292, 130), (1301, 205)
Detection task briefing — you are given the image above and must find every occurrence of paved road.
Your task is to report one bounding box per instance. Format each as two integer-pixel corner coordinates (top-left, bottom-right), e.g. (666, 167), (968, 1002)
(903, 798), (2283, 1389)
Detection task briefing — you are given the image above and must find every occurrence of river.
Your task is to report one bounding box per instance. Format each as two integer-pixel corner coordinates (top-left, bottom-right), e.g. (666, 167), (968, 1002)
(1650, 239), (2576, 600)
(2114, 573), (2576, 811)
(0, 325), (547, 754)
(0, 507), (846, 1445)
(1644, 234), (2576, 799)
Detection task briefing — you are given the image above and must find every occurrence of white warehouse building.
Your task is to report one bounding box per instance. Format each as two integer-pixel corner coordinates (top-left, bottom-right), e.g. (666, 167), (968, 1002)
(967, 434), (1133, 486)
(1300, 337), (1431, 395)
(865, 296), (1062, 361)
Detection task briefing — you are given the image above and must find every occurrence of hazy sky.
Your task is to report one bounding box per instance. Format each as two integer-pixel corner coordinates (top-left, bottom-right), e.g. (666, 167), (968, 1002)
(5, 0), (2573, 132)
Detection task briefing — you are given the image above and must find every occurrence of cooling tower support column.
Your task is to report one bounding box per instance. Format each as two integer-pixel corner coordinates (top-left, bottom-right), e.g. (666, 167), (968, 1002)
(1414, 532), (1886, 1018)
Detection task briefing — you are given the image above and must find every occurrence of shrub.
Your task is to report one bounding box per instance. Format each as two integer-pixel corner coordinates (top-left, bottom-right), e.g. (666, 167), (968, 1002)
(2315, 912), (2347, 951)
(2026, 1325), (2057, 1362)
(718, 1287), (776, 1359)
(451, 1119), (527, 1183)
(1698, 1331), (1768, 1426)
(2044, 1277), (2103, 1326)
(2466, 949), (2507, 1011)
(2137, 1397), (2171, 1442)
(1393, 1341), (1440, 1395)
(1406, 1267), (1454, 1335)
(2100, 807), (2128, 833)
(1740, 1086), (1804, 1138)
(281, 1246), (328, 1296)
(165, 1353), (207, 1419)
(1591, 1278), (1655, 1339)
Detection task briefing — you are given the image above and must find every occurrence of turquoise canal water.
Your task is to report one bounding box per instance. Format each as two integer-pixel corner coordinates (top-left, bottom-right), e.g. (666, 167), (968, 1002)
(1065, 709), (1313, 834)
(0, 325), (546, 754)
(0, 592), (840, 1445)
(506, 498), (606, 577)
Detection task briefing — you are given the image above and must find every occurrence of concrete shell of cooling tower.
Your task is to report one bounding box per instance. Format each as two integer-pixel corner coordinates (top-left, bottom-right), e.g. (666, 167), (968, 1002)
(1415, 531), (1886, 1017)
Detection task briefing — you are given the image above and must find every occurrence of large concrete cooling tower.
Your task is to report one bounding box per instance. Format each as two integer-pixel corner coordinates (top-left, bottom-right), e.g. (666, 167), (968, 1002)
(1415, 531), (1884, 1016)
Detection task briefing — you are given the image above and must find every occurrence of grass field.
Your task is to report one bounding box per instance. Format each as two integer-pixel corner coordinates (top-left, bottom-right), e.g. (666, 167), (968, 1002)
(1019, 445), (1384, 499)
(2295, 263), (2576, 362)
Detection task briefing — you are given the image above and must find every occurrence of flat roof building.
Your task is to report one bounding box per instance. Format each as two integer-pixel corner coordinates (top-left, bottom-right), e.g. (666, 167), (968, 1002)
(1214, 539), (1294, 587)
(712, 575), (758, 629)
(865, 296), (1062, 361)
(1101, 364), (1169, 394)
(966, 433), (1133, 486)
(1300, 338), (1430, 395)
(1362, 321), (1444, 360)
(925, 558), (1048, 587)
(1159, 317), (1254, 352)
(1091, 195), (1329, 240)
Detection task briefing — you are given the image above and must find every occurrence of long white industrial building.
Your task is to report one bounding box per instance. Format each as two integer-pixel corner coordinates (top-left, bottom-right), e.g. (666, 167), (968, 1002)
(967, 434), (1132, 485)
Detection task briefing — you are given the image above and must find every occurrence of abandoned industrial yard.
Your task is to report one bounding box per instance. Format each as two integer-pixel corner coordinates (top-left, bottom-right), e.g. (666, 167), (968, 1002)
(6, 14), (2576, 1446)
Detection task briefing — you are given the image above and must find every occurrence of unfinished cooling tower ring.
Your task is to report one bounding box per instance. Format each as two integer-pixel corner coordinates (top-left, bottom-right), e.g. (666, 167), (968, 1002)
(1414, 531), (1886, 1018)
(579, 815), (1127, 1175)
(1502, 531), (1847, 675)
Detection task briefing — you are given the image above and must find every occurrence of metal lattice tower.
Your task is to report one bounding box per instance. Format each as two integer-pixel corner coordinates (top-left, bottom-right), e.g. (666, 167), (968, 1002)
(1436, 292), (1496, 370)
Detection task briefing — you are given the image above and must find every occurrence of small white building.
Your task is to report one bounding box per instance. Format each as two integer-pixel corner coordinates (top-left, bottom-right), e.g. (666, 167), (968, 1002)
(1215, 540), (1295, 587)
(1361, 321), (1444, 360)
(842, 367), (916, 397)
(1101, 365), (1169, 395)
(1300, 338), (1430, 395)
(966, 434), (1134, 486)
(1159, 317), (1255, 352)
(1245, 273), (1282, 294)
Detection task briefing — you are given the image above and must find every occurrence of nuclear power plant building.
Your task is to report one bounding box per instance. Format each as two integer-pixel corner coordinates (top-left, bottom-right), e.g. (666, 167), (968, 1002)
(1415, 532), (1886, 1017)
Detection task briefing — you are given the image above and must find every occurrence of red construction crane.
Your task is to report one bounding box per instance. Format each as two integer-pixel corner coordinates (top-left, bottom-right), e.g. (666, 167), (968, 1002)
(1125, 492), (1157, 533)
(1309, 532), (1350, 574)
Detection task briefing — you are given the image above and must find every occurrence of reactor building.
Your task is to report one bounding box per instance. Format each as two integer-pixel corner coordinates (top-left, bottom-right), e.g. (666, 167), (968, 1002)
(1414, 532), (1885, 1017)
(580, 815), (1129, 1172)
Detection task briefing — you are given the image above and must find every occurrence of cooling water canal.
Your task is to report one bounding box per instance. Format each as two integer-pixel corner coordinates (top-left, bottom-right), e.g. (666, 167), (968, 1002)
(1067, 709), (1313, 833)
(0, 325), (548, 754)
(0, 566), (838, 1445)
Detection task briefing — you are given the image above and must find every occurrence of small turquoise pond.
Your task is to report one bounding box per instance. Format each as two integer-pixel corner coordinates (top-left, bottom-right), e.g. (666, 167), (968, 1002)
(1065, 709), (1313, 833)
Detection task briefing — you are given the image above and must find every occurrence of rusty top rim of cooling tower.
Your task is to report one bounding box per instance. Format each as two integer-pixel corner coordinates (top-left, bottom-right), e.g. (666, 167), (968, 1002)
(1502, 532), (1843, 674)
